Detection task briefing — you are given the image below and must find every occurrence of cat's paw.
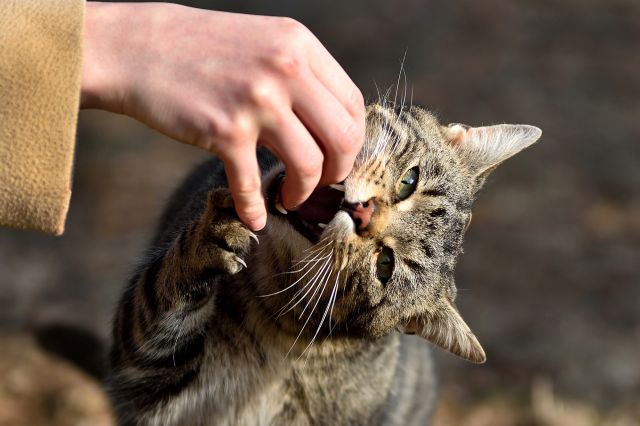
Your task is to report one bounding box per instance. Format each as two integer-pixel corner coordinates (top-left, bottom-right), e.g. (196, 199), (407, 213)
(200, 189), (259, 274)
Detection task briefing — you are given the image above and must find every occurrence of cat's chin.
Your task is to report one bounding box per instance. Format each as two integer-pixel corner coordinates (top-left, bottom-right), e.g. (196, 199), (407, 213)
(344, 305), (400, 340)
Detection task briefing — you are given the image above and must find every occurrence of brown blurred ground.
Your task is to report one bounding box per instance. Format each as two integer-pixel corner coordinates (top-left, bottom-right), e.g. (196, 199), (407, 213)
(1, 0), (638, 424)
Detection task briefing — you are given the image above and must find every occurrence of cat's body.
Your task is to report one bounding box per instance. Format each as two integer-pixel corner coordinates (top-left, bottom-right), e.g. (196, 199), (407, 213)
(108, 105), (540, 425)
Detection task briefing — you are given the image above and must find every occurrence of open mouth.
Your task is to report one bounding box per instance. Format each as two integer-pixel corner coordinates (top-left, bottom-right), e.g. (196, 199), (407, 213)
(267, 173), (346, 243)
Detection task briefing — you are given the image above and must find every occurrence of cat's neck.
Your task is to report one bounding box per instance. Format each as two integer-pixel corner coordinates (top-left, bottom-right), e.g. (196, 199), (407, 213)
(218, 271), (385, 362)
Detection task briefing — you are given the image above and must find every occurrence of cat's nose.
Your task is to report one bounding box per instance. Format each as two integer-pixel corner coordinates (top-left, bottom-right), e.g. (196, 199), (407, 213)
(341, 199), (375, 232)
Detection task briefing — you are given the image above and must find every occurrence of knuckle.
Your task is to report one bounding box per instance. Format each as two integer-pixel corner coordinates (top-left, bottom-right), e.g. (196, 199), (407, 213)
(266, 19), (309, 77)
(269, 49), (302, 79)
(233, 176), (262, 197)
(218, 114), (254, 147)
(248, 78), (279, 108)
(237, 200), (265, 227)
(213, 122), (233, 144)
(346, 87), (365, 116)
(241, 208), (264, 223)
(297, 157), (323, 180)
(204, 113), (230, 140)
(278, 17), (309, 39)
(335, 121), (363, 156)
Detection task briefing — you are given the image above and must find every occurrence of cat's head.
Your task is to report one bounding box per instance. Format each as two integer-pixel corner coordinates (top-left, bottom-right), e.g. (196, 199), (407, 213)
(262, 104), (541, 363)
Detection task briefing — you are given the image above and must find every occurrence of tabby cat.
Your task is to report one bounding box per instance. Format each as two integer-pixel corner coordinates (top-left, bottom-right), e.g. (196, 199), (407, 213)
(108, 104), (541, 425)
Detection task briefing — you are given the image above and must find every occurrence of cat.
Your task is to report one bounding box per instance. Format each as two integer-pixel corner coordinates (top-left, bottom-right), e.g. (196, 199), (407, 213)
(107, 103), (541, 425)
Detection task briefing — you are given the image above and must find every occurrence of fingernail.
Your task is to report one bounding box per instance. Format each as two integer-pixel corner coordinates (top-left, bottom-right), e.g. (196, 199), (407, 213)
(247, 215), (266, 231)
(277, 181), (297, 212)
(279, 189), (300, 211)
(274, 201), (287, 215)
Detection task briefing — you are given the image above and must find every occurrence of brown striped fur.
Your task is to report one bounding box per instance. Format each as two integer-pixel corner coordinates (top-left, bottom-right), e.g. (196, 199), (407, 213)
(108, 104), (541, 425)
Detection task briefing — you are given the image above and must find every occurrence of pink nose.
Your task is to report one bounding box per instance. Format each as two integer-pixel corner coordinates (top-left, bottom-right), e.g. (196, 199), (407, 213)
(342, 199), (375, 231)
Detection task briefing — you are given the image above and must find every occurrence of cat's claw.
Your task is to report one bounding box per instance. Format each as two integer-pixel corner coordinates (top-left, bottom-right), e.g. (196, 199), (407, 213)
(275, 202), (287, 215)
(234, 255), (247, 269)
(248, 232), (259, 245)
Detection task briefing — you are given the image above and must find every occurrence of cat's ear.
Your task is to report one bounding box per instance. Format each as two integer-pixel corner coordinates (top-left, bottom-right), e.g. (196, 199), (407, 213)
(443, 123), (542, 177)
(405, 299), (486, 363)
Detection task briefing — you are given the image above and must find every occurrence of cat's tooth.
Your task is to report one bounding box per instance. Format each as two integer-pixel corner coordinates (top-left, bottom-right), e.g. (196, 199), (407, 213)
(248, 232), (259, 244)
(275, 202), (287, 215)
(329, 183), (345, 192)
(317, 223), (327, 229)
(234, 256), (247, 269)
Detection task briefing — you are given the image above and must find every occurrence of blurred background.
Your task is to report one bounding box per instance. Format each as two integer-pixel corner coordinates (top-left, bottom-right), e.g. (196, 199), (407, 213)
(1, 0), (638, 424)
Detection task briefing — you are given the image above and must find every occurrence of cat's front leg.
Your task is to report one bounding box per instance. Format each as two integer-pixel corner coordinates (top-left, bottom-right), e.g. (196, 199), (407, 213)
(108, 188), (256, 424)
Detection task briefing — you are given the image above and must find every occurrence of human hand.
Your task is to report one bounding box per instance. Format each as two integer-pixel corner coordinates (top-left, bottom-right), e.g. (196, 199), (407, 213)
(80, 2), (365, 231)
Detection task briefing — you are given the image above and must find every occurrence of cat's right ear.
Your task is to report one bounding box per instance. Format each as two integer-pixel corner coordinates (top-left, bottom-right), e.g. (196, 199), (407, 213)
(442, 123), (542, 178)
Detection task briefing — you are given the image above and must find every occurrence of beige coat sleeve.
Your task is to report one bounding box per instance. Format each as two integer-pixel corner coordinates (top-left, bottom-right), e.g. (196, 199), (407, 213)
(0, 1), (85, 235)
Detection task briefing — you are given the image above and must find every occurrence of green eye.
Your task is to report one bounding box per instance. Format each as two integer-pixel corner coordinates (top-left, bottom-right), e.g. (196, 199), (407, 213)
(376, 247), (394, 283)
(397, 167), (419, 200)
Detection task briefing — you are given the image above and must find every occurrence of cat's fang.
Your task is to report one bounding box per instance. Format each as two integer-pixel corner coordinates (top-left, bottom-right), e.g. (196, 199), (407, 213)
(329, 183), (346, 192)
(317, 223), (327, 229)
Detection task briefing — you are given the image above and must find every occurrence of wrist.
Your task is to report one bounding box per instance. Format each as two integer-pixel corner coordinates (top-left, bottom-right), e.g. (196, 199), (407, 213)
(81, 2), (173, 111)
(81, 2), (114, 110)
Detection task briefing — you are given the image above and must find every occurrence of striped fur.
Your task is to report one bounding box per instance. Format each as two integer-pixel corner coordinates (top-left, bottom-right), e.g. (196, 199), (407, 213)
(108, 104), (540, 425)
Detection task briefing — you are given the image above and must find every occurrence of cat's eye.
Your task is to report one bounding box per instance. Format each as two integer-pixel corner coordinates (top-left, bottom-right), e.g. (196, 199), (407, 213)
(376, 247), (394, 283)
(397, 167), (419, 200)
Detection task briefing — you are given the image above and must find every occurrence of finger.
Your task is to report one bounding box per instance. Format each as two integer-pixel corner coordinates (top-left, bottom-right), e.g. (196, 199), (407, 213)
(221, 144), (266, 231)
(261, 109), (324, 210)
(306, 36), (366, 120)
(290, 74), (364, 185)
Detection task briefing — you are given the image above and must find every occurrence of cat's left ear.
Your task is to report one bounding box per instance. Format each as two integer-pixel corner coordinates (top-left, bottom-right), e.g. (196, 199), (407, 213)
(404, 299), (486, 364)
(443, 123), (542, 177)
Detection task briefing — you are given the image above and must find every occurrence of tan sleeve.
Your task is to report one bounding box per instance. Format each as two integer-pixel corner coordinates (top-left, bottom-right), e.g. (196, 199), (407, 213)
(0, 0), (85, 235)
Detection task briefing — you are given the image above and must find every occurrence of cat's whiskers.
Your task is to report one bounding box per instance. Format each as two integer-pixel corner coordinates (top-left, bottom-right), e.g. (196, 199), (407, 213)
(292, 258), (336, 361)
(295, 254), (334, 320)
(392, 50), (406, 109)
(325, 267), (342, 338)
(266, 244), (332, 322)
(282, 239), (346, 359)
(293, 237), (333, 260)
(260, 246), (333, 297)
(277, 250), (333, 318)
(302, 244), (348, 359)
(369, 53), (410, 160)
(274, 263), (328, 318)
(298, 267), (341, 361)
(390, 59), (409, 155)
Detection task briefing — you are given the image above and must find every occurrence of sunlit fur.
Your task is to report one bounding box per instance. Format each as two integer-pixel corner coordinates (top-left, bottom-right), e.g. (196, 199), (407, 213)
(108, 103), (540, 425)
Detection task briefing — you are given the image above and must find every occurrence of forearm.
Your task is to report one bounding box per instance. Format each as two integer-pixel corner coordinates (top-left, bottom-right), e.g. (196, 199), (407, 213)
(81, 2), (175, 112)
(0, 0), (85, 235)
